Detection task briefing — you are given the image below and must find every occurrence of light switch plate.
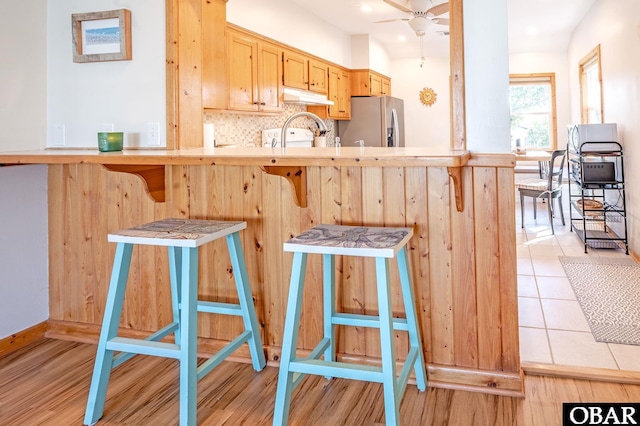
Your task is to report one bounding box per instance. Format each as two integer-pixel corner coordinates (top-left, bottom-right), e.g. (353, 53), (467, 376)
(52, 124), (65, 146)
(147, 122), (161, 146)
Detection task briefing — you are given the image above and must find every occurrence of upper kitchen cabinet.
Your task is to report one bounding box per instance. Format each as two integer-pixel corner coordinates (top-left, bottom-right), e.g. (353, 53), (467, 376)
(283, 50), (328, 94)
(308, 59), (329, 94)
(226, 28), (283, 112)
(308, 66), (351, 120)
(351, 69), (392, 97)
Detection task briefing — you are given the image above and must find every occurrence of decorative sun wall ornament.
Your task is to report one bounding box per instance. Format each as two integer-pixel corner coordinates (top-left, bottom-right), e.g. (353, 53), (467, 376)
(419, 87), (437, 106)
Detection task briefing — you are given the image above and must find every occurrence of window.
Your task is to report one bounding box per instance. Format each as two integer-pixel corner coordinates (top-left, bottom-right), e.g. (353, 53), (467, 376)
(579, 45), (603, 124)
(509, 73), (558, 151)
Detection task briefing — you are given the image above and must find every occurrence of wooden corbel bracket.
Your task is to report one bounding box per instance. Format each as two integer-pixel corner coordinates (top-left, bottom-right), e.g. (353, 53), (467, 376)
(102, 164), (166, 202)
(261, 165), (307, 208)
(447, 167), (464, 212)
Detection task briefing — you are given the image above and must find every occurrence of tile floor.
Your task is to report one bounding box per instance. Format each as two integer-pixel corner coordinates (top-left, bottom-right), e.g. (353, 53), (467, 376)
(515, 179), (640, 371)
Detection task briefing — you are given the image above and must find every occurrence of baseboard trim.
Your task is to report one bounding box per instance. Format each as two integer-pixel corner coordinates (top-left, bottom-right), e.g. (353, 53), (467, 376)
(523, 362), (640, 385)
(0, 321), (48, 357)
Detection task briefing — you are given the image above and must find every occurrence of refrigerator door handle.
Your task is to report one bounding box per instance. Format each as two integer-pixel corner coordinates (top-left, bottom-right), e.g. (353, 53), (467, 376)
(391, 108), (399, 147)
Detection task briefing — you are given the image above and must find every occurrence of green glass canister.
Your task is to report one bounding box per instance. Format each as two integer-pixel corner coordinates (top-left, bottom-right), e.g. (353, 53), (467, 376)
(97, 132), (124, 152)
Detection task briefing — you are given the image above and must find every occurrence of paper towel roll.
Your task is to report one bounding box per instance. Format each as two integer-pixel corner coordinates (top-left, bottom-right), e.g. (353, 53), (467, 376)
(203, 123), (215, 149)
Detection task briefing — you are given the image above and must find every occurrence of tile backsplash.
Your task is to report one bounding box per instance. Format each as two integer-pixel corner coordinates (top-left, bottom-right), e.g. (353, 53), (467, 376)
(204, 104), (335, 147)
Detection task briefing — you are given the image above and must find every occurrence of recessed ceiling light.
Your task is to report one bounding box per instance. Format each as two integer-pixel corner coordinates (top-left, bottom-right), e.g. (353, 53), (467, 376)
(360, 4), (373, 13)
(398, 35), (407, 42)
(527, 26), (538, 35)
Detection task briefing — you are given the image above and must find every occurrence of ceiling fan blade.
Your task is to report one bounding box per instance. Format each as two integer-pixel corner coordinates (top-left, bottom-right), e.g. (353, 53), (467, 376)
(427, 2), (449, 16)
(374, 18), (410, 23)
(431, 17), (449, 25)
(383, 0), (414, 14)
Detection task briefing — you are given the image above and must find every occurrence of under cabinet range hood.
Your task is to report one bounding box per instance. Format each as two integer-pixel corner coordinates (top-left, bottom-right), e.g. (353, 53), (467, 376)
(283, 87), (334, 106)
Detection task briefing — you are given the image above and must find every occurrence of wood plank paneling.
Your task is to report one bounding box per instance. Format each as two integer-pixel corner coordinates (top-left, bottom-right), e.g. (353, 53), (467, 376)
(498, 167), (519, 372)
(383, 167), (409, 359)
(46, 160), (522, 394)
(301, 166), (323, 350)
(362, 167), (384, 358)
(404, 167), (432, 361)
(451, 167), (478, 368)
(340, 167), (365, 355)
(473, 167), (502, 371)
(427, 167), (455, 365)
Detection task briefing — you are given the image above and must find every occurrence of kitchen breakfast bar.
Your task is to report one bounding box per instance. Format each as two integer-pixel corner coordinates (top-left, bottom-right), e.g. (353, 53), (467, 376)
(0, 147), (521, 396)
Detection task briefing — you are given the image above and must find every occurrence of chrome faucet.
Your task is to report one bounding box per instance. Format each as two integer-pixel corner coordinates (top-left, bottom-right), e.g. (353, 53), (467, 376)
(276, 112), (327, 148)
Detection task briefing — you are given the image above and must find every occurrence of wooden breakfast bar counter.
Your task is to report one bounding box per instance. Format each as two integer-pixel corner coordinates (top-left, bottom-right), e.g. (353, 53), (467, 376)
(0, 147), (522, 396)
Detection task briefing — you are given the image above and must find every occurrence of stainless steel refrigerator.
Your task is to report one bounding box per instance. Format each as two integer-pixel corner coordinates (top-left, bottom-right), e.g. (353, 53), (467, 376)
(337, 96), (405, 147)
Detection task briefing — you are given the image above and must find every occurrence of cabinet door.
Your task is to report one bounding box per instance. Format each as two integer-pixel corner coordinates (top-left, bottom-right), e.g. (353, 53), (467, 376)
(308, 59), (328, 94)
(258, 42), (283, 112)
(369, 73), (383, 96)
(227, 32), (259, 111)
(326, 67), (341, 119)
(381, 78), (391, 96)
(283, 50), (308, 90)
(339, 70), (351, 119)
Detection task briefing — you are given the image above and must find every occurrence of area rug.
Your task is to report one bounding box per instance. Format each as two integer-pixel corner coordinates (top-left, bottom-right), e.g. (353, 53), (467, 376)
(558, 256), (640, 346)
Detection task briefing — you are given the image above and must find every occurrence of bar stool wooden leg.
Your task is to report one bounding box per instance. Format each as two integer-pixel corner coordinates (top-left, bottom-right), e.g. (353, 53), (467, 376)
(375, 256), (400, 425)
(84, 242), (133, 425)
(322, 253), (336, 365)
(226, 232), (266, 371)
(273, 252), (308, 426)
(397, 247), (427, 391)
(178, 246), (199, 426)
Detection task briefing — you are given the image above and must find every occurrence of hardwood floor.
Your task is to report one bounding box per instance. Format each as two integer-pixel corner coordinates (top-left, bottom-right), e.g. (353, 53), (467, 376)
(2, 339), (640, 425)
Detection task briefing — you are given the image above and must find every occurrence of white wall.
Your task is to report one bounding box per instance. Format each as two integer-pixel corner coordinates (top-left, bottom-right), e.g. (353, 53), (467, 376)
(47, 1), (166, 148)
(0, 166), (49, 339)
(0, 1), (47, 152)
(391, 56), (451, 148)
(0, 2), (49, 339)
(463, 0), (511, 153)
(567, 0), (640, 256)
(509, 52), (571, 149)
(227, 0), (352, 68)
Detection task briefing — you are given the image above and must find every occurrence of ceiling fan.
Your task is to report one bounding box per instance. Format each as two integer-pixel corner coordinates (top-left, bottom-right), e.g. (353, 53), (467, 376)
(376, 0), (449, 37)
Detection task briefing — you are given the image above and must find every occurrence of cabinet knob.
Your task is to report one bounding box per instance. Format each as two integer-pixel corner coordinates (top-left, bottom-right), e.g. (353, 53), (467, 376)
(253, 102), (259, 105)
(260, 102), (266, 106)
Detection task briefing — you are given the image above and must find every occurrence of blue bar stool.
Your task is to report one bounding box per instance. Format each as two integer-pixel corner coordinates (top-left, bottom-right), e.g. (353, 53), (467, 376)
(84, 218), (266, 426)
(273, 224), (427, 425)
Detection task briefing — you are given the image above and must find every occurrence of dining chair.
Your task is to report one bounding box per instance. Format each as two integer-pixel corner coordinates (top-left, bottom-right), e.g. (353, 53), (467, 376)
(516, 149), (567, 234)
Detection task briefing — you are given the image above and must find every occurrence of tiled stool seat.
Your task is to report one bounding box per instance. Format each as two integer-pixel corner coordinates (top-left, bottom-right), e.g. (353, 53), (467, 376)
(273, 224), (427, 425)
(84, 218), (266, 426)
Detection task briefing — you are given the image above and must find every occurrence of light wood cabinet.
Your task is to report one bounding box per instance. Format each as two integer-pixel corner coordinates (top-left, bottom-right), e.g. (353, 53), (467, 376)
(226, 29), (282, 112)
(308, 59), (328, 93)
(257, 41), (284, 112)
(309, 66), (351, 120)
(351, 69), (392, 97)
(283, 50), (328, 94)
(381, 77), (391, 96)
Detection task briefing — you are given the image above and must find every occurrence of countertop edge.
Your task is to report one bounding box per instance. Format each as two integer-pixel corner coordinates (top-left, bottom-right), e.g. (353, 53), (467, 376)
(0, 147), (474, 168)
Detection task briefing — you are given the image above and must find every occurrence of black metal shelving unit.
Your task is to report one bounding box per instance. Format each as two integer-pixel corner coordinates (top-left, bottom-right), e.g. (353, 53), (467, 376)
(568, 141), (629, 254)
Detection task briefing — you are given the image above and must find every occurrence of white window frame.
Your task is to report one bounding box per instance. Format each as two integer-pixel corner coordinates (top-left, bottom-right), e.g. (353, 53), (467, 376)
(509, 73), (558, 151)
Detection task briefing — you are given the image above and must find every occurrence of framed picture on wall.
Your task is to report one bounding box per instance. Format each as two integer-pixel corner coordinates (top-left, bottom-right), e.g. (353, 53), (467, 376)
(72, 9), (132, 63)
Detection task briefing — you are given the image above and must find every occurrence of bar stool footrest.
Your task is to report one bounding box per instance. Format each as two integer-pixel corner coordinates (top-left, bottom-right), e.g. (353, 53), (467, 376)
(289, 359), (384, 383)
(197, 300), (244, 316)
(197, 330), (254, 380)
(332, 313), (409, 331)
(107, 337), (181, 359)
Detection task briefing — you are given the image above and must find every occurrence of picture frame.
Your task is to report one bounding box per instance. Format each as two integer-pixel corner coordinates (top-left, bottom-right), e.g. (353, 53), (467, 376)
(72, 9), (132, 63)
